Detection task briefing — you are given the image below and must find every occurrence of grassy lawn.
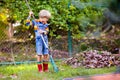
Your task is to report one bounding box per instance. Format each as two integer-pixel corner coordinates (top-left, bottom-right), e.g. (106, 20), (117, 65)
(0, 62), (116, 80)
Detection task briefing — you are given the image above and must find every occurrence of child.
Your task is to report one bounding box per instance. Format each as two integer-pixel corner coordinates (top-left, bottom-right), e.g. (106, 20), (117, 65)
(26, 10), (51, 72)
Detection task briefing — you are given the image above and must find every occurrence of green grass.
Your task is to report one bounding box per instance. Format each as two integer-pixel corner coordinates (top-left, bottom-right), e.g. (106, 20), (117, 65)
(0, 62), (116, 80)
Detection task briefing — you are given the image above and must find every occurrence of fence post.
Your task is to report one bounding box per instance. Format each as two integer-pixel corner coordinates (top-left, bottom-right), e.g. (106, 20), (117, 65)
(68, 25), (72, 57)
(68, 0), (73, 57)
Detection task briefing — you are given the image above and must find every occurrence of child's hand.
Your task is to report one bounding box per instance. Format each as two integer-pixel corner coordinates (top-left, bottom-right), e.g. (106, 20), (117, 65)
(39, 29), (44, 34)
(29, 11), (34, 17)
(39, 29), (47, 34)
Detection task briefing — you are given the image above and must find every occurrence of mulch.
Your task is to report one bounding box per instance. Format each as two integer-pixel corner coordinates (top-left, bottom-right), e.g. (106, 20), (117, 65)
(63, 73), (120, 80)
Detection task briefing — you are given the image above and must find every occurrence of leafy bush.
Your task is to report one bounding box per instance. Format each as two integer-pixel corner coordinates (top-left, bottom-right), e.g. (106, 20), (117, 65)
(1, 0), (113, 38)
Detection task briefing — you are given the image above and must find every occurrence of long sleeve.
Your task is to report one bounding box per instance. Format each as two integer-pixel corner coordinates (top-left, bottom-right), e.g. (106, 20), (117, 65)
(44, 24), (49, 31)
(43, 24), (49, 35)
(26, 16), (33, 26)
(26, 19), (31, 26)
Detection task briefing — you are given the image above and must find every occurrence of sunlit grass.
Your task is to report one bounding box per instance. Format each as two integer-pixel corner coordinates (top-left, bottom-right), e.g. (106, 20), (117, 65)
(0, 62), (116, 80)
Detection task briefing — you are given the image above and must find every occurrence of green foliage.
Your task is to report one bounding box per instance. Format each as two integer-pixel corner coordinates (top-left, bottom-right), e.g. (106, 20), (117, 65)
(0, 0), (113, 38)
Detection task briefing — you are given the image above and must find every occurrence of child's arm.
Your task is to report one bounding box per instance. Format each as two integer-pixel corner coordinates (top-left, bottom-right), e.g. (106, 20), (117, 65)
(26, 11), (34, 26)
(44, 26), (49, 35)
(38, 28), (49, 34)
(38, 24), (49, 35)
(26, 18), (31, 26)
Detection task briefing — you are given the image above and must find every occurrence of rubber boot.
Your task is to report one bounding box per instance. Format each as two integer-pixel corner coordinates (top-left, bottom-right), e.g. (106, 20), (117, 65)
(37, 62), (43, 72)
(43, 62), (49, 72)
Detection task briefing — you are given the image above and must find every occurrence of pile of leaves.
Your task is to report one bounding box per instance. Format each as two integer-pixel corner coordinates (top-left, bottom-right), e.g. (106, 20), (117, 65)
(63, 50), (120, 68)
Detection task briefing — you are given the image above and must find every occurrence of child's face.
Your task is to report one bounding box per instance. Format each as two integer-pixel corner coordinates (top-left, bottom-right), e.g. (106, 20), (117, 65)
(40, 17), (48, 24)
